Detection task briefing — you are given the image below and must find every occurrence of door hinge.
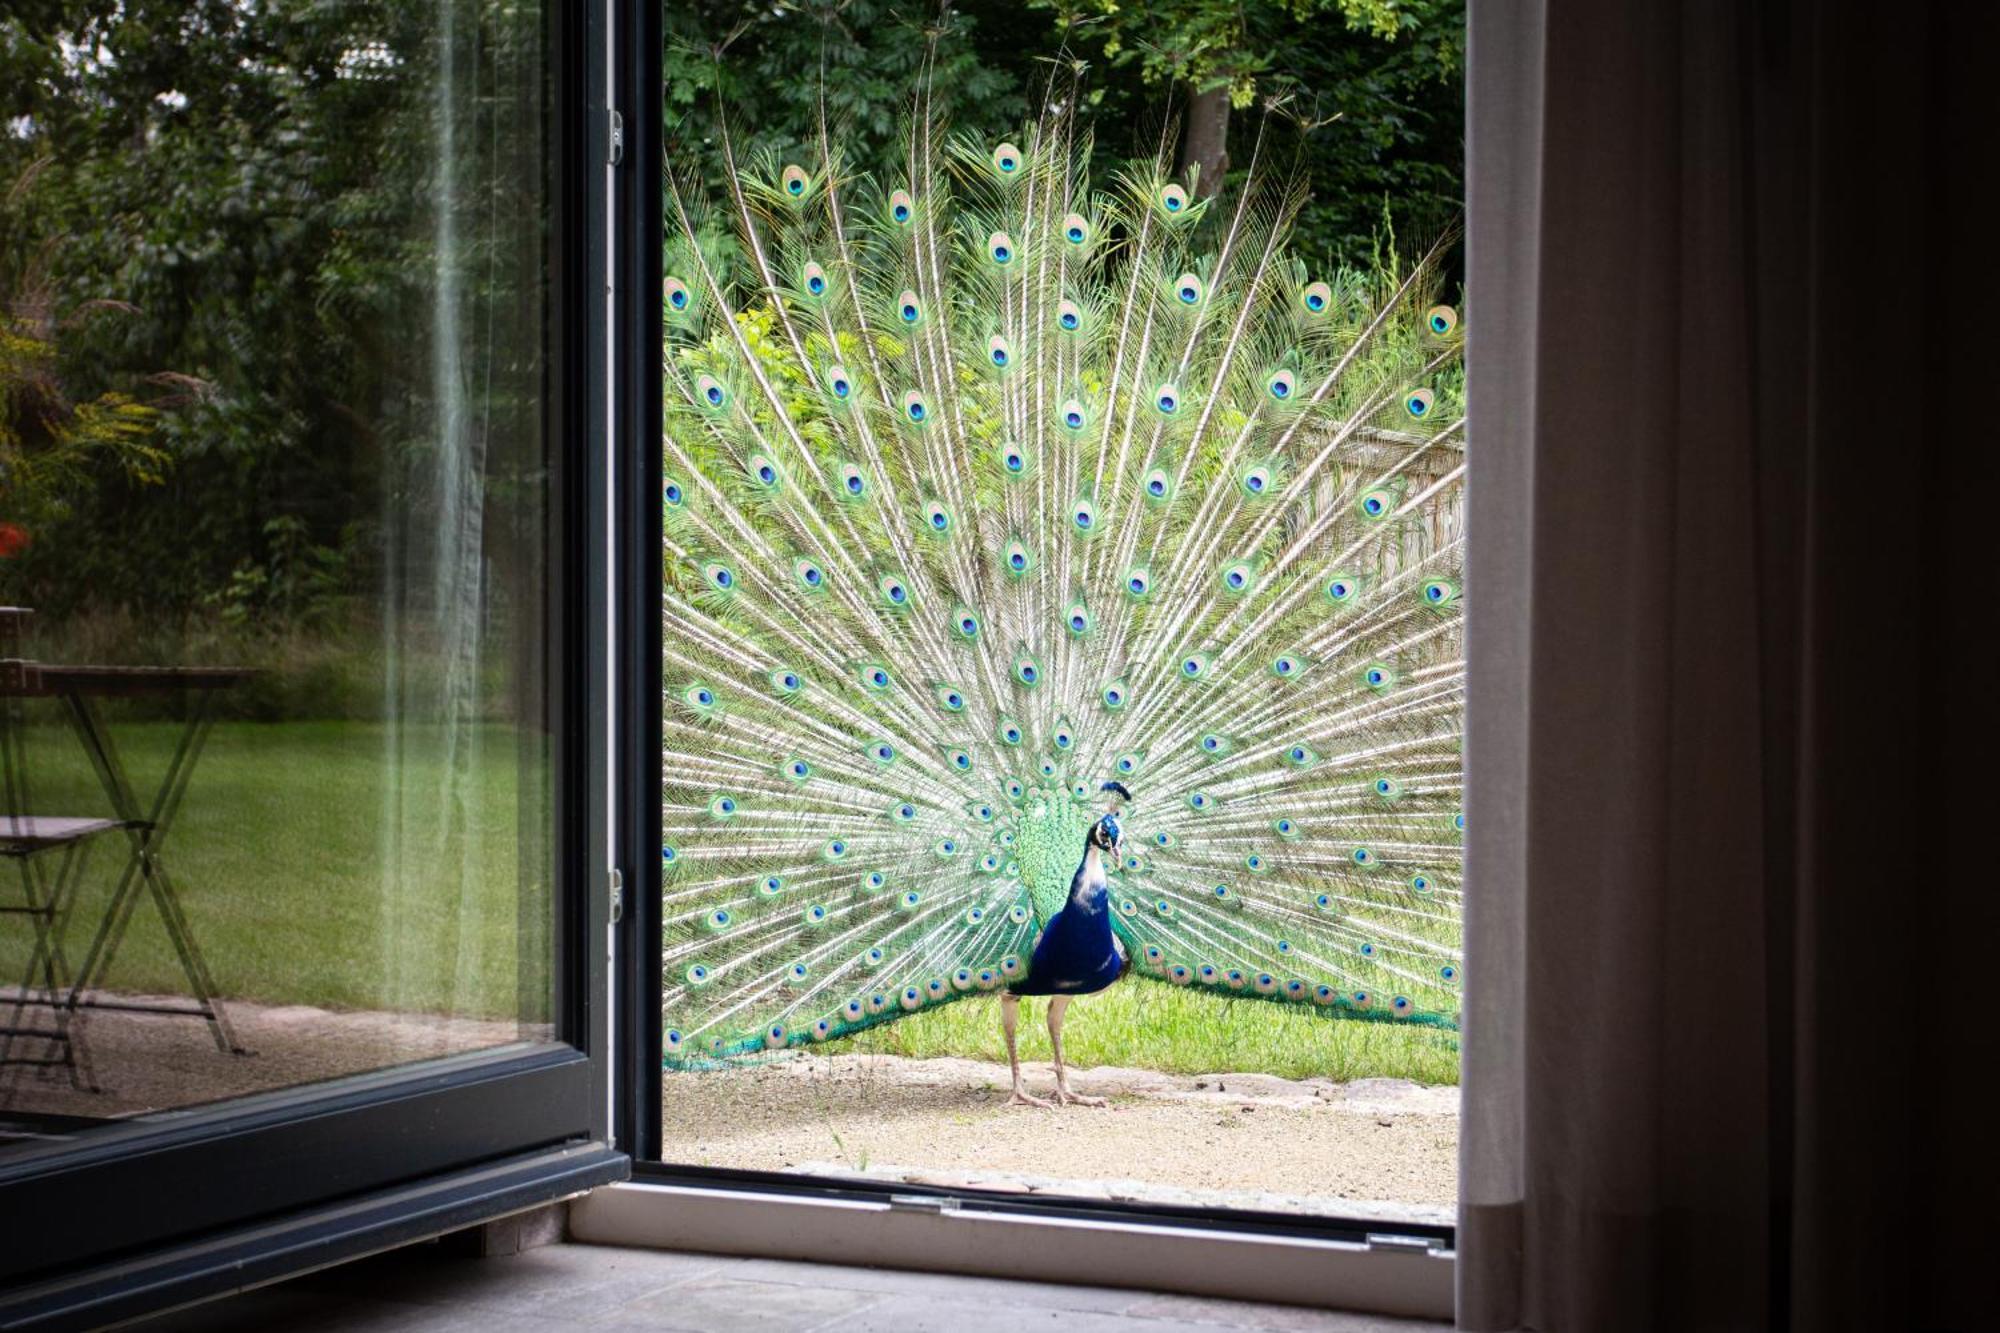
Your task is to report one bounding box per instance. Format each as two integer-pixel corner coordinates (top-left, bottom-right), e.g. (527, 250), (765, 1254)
(607, 108), (625, 166)
(608, 867), (625, 924)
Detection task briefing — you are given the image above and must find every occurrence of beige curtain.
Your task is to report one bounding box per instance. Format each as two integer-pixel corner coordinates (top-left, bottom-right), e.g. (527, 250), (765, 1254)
(1459, 2), (1994, 1328)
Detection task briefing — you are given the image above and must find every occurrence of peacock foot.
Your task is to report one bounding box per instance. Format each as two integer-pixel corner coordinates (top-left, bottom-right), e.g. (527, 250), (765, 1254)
(1053, 1087), (1108, 1108)
(1007, 1088), (1056, 1110)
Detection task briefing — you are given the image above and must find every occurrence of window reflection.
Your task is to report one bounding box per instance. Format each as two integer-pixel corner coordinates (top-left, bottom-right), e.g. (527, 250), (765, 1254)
(1, 1), (555, 1154)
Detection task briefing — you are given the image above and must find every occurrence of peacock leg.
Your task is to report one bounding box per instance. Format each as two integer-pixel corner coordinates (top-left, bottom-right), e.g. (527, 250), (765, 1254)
(1046, 995), (1108, 1108)
(1002, 993), (1052, 1108)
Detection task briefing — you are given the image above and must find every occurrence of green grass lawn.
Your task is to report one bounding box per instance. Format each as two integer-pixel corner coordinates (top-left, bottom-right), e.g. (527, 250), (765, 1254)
(827, 979), (1460, 1084)
(3, 718), (1456, 1083)
(1, 718), (547, 1021)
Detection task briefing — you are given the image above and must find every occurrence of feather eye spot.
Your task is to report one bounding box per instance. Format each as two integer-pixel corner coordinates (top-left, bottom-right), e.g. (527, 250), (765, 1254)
(1363, 663), (1398, 692)
(696, 374), (728, 409)
(889, 189), (914, 224)
(1059, 399), (1087, 431)
(1056, 300), (1083, 332)
(987, 335), (1013, 369)
(1144, 469), (1171, 500)
(1187, 791), (1210, 811)
(897, 289), (922, 324)
(1159, 183), (1190, 215)
(1062, 212), (1090, 245)
(1102, 681), (1127, 709)
(1428, 304), (1459, 336)
(987, 231), (1015, 265)
(1302, 280), (1333, 314)
(664, 277), (691, 312)
(1324, 575), (1357, 604)
(824, 365), (853, 400)
(661, 479), (684, 507)
(1359, 488), (1395, 519)
(902, 389), (929, 424)
(1422, 578), (1461, 610)
(1404, 388), (1436, 419)
(1267, 369), (1296, 400)
(781, 164), (809, 197)
(991, 142), (1022, 175)
(801, 262), (828, 296)
(1072, 499), (1096, 531)
(1173, 273), (1204, 305)
(1125, 569), (1151, 598)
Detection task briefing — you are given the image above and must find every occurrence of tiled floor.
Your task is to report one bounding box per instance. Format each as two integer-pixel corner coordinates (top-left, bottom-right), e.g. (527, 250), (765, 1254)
(123, 1241), (1451, 1332)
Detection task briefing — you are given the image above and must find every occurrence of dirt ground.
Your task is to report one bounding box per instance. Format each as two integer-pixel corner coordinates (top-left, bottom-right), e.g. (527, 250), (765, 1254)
(662, 1053), (1458, 1224)
(1, 988), (534, 1130)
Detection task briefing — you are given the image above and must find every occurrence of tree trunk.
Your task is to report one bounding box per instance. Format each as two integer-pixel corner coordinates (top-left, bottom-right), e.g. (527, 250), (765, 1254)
(1176, 82), (1232, 199)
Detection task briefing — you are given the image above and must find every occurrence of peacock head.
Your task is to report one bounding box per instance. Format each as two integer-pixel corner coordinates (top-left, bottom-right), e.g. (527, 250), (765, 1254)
(1089, 781), (1134, 854)
(1087, 812), (1122, 854)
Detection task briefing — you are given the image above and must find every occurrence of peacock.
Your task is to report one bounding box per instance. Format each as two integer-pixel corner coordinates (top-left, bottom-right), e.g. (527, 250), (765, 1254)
(659, 62), (1465, 1103)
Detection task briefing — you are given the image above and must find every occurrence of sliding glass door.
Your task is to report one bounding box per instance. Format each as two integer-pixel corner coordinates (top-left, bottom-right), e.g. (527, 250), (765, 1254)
(1, 0), (623, 1311)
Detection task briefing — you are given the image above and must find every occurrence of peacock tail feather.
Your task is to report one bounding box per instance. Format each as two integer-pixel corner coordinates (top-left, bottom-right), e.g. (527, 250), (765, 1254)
(660, 67), (1465, 1066)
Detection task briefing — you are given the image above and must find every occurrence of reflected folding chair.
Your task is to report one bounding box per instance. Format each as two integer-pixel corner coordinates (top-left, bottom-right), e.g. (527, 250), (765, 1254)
(1, 616), (107, 1090)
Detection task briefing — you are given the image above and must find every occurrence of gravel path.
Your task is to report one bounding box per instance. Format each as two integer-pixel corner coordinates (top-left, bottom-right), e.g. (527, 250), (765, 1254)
(662, 1053), (1458, 1224)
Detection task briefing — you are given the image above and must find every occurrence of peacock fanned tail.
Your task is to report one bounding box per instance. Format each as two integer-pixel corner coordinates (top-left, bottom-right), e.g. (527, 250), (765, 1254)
(660, 70), (1465, 1066)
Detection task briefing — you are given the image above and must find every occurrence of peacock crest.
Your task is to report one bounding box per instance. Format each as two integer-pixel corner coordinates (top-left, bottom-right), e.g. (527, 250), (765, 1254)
(660, 67), (1465, 1064)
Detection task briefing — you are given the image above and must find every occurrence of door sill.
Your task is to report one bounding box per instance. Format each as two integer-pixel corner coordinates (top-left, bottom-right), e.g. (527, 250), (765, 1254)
(568, 1177), (1453, 1320)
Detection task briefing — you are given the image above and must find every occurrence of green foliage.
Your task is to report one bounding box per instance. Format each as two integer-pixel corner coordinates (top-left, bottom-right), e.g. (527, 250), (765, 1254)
(1, 161), (173, 540)
(664, 0), (1464, 270)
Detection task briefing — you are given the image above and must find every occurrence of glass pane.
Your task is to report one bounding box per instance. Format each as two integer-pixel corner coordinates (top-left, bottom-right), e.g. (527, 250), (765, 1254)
(655, 4), (1464, 1225)
(2, 0), (557, 1155)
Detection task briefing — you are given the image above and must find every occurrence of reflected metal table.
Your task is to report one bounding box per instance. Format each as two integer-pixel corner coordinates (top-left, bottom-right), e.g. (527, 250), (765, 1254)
(13, 665), (254, 1055)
